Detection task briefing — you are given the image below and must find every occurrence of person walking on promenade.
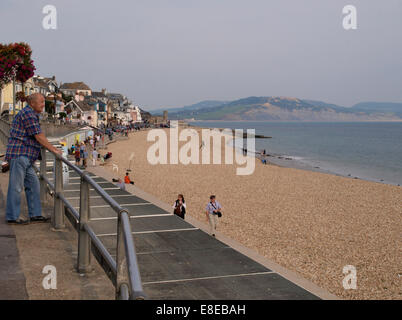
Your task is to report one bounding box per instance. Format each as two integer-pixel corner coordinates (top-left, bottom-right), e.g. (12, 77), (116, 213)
(79, 142), (84, 164)
(173, 194), (186, 219)
(82, 145), (88, 168)
(205, 195), (222, 237)
(92, 148), (98, 166)
(5, 93), (62, 224)
(70, 144), (75, 155)
(74, 147), (80, 165)
(80, 142), (88, 168)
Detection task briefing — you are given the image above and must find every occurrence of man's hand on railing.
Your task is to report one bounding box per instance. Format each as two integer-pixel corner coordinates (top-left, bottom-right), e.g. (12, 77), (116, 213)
(35, 133), (62, 155)
(52, 147), (63, 156)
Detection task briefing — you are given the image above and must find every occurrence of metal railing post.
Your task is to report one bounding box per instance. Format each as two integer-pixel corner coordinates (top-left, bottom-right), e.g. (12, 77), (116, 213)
(77, 175), (92, 273)
(116, 210), (145, 300)
(116, 212), (129, 299)
(53, 156), (65, 229)
(40, 148), (48, 206)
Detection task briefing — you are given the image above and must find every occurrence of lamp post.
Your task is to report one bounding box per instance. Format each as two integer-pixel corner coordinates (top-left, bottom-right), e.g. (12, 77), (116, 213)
(54, 87), (58, 123)
(11, 79), (16, 122)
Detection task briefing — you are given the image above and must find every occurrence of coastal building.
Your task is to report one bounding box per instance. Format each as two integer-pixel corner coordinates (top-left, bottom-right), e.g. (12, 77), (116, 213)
(32, 77), (48, 96)
(83, 93), (111, 127)
(64, 94), (97, 126)
(0, 74), (147, 128)
(46, 92), (65, 115)
(106, 103), (142, 125)
(0, 77), (36, 115)
(130, 106), (142, 123)
(109, 105), (129, 125)
(96, 100), (108, 126)
(0, 81), (14, 115)
(106, 92), (125, 108)
(59, 82), (92, 97)
(91, 89), (109, 104)
(149, 115), (164, 125)
(32, 75), (58, 96)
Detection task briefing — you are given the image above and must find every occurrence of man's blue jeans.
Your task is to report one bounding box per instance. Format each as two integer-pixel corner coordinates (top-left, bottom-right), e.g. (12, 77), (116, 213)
(6, 156), (42, 220)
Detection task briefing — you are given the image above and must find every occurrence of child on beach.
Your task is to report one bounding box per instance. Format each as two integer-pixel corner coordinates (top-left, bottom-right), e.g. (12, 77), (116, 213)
(124, 172), (134, 185)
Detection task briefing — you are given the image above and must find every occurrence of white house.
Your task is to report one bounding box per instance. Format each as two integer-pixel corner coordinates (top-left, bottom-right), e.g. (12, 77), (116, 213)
(64, 95), (97, 126)
(129, 105), (142, 123)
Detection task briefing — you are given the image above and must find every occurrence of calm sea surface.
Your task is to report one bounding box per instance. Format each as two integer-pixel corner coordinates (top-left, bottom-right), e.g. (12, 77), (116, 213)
(191, 121), (402, 186)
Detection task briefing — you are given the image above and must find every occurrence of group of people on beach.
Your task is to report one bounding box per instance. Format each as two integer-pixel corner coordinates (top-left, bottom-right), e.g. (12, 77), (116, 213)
(173, 194), (222, 237)
(242, 147), (269, 165)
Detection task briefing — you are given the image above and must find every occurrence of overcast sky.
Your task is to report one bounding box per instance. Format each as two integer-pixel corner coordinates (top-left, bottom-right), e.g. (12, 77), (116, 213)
(1, 0), (401, 110)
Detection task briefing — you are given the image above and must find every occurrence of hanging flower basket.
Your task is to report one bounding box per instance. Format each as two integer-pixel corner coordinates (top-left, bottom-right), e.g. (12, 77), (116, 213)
(0, 42), (36, 89)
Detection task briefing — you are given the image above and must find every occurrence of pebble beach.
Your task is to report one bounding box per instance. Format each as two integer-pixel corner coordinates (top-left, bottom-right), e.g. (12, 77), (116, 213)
(100, 127), (402, 300)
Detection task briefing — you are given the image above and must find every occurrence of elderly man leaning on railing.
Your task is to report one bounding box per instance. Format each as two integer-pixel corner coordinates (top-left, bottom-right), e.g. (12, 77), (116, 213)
(4, 93), (62, 225)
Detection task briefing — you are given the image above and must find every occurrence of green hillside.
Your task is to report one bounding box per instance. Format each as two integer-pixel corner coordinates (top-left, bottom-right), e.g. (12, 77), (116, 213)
(165, 97), (402, 121)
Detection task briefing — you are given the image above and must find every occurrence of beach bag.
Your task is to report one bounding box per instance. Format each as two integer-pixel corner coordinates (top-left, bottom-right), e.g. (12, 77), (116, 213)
(174, 200), (185, 219)
(211, 202), (222, 218)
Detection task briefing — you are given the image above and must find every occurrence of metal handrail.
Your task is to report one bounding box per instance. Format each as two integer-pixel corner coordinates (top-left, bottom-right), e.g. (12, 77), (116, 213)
(0, 119), (145, 300)
(44, 150), (146, 300)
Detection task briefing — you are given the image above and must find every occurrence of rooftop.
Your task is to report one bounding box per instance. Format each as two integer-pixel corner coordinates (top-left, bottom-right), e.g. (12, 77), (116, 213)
(60, 82), (91, 91)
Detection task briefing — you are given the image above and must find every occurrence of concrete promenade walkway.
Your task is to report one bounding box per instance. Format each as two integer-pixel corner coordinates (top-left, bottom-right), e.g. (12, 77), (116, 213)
(91, 166), (339, 300)
(0, 144), (338, 299)
(0, 143), (28, 299)
(0, 186), (29, 299)
(54, 168), (321, 299)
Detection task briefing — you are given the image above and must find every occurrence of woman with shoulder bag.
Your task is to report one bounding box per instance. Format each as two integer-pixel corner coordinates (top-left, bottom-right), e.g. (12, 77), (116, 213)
(173, 194), (186, 219)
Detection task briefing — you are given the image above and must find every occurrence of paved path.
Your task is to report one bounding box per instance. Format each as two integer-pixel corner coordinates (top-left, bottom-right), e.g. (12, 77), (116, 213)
(0, 146), (28, 300)
(42, 149), (330, 300)
(0, 212), (29, 299)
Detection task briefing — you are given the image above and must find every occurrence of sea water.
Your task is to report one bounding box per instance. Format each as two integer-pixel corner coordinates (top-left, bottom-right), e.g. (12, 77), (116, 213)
(191, 121), (402, 186)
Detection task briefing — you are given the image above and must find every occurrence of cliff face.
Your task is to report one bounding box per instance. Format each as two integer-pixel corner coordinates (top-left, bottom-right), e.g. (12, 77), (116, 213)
(168, 97), (402, 121)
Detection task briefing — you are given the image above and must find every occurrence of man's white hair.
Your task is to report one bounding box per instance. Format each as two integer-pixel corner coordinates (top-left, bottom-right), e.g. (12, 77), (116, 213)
(26, 93), (43, 105)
